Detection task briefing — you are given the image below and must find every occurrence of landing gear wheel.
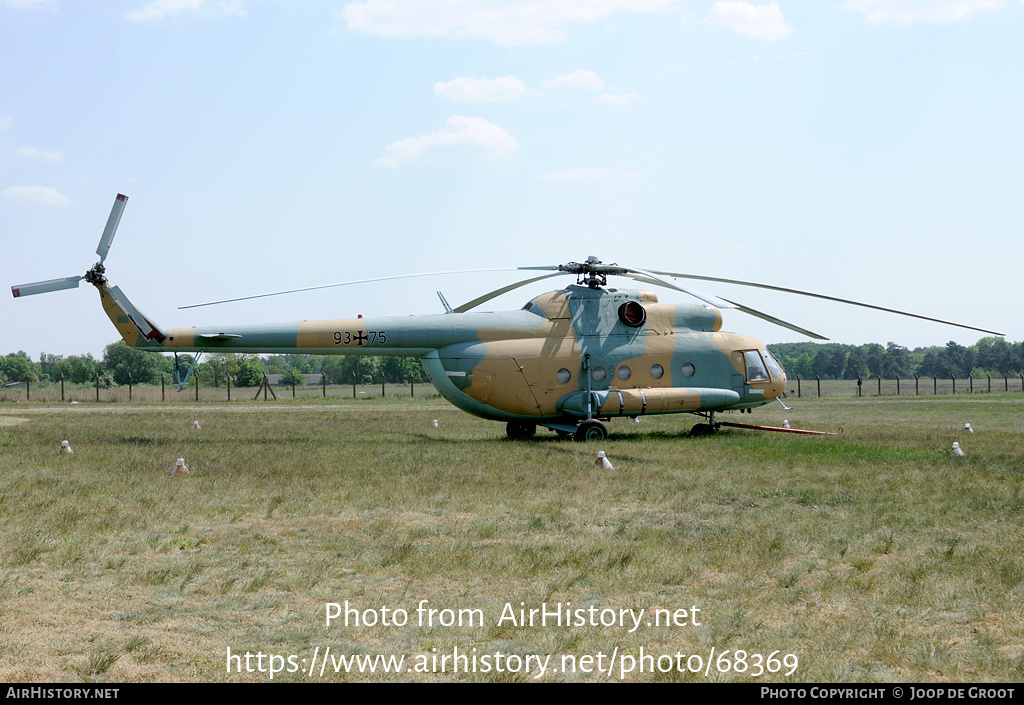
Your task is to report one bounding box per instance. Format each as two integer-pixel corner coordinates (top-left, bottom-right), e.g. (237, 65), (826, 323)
(689, 423), (716, 437)
(506, 421), (537, 440)
(575, 420), (608, 442)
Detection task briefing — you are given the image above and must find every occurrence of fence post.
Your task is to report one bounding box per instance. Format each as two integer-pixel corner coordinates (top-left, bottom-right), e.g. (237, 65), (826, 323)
(26, 375), (30, 401)
(128, 372), (132, 402)
(411, 378), (414, 398)
(969, 375), (973, 394)
(951, 374), (956, 394)
(816, 375), (821, 398)
(61, 373), (65, 402)
(796, 375), (801, 398)
(227, 374), (231, 402)
(987, 375), (991, 393)
(352, 373), (356, 399)
(896, 375), (900, 396)
(96, 372), (100, 402)
(857, 377), (862, 398)
(161, 374), (165, 402)
(876, 375), (881, 396)
(933, 375), (937, 395)
(195, 371), (200, 401)
(292, 373), (296, 399)
(381, 374), (385, 397)
(915, 375), (919, 396)
(322, 373), (326, 398)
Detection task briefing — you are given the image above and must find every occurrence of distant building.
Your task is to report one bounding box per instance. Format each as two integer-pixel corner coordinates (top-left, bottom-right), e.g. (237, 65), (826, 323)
(264, 373), (323, 386)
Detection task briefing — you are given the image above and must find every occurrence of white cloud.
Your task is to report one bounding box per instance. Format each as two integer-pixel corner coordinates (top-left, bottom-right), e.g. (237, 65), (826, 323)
(598, 92), (639, 106)
(342, 0), (675, 46)
(708, 1), (794, 41)
(15, 147), (64, 162)
(125, 0), (246, 23)
(2, 186), (71, 206)
(542, 69), (605, 91)
(376, 116), (519, 166)
(841, 0), (1004, 23)
(539, 168), (640, 180)
(434, 76), (530, 103)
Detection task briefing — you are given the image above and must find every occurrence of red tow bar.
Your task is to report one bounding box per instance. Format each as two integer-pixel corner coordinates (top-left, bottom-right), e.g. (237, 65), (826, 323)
(719, 422), (842, 436)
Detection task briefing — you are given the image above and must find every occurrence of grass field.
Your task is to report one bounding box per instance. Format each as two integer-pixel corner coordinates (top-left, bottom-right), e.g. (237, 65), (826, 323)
(1, 396), (1023, 683)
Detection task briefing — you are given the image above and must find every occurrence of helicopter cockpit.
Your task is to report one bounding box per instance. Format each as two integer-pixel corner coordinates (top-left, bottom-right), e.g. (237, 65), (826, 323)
(741, 348), (786, 384)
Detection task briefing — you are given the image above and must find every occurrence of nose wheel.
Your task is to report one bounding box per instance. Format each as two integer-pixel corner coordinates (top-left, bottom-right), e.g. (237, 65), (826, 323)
(689, 411), (721, 437)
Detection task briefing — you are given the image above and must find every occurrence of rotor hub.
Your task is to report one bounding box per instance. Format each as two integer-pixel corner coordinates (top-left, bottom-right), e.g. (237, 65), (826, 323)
(83, 262), (107, 287)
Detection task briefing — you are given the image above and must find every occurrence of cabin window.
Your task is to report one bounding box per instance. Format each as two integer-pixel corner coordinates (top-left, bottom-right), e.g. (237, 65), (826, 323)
(762, 349), (784, 379)
(592, 367), (607, 382)
(556, 368), (571, 384)
(650, 364), (664, 379)
(743, 350), (769, 382)
(617, 365), (631, 381)
(681, 362), (695, 378)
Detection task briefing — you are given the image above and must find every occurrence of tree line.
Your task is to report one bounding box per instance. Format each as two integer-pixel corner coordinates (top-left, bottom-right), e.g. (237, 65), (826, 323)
(3, 337), (1022, 388)
(0, 343), (429, 388)
(769, 337), (1024, 381)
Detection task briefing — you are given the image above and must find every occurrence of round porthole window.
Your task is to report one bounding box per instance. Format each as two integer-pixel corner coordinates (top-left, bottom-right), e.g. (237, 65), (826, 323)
(592, 367), (607, 382)
(556, 368), (571, 384)
(681, 362), (695, 378)
(617, 301), (647, 327)
(650, 364), (664, 379)
(617, 365), (631, 381)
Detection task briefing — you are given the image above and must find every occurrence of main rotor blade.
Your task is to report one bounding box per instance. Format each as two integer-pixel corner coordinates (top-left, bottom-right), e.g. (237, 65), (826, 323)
(719, 298), (829, 340)
(179, 267), (524, 309)
(453, 273), (566, 313)
(622, 267), (723, 307)
(649, 269), (1004, 337)
(96, 194), (128, 263)
(623, 271), (829, 339)
(11, 275), (83, 298)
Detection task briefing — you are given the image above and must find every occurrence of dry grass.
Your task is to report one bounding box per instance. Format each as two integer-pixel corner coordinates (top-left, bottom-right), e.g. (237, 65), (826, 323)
(1, 395), (1022, 682)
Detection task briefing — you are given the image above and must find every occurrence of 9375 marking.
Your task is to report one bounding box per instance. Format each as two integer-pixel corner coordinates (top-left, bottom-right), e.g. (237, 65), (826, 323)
(334, 330), (387, 346)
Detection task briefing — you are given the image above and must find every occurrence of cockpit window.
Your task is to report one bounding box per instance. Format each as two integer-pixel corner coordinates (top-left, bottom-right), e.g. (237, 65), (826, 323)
(521, 302), (546, 317)
(762, 348), (784, 379)
(743, 350), (769, 382)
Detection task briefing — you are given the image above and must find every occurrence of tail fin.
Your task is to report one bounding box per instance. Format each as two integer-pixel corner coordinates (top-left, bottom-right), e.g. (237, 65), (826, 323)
(97, 282), (167, 348)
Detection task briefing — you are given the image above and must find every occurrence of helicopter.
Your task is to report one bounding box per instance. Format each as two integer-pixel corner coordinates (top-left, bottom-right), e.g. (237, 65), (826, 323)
(11, 194), (1005, 441)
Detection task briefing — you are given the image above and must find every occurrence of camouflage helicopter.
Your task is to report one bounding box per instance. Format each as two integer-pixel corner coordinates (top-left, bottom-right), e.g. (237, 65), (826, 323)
(12, 195), (1004, 441)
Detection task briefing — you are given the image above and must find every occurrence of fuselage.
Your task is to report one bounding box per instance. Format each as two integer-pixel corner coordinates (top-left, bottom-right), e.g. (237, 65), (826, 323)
(103, 283), (787, 424)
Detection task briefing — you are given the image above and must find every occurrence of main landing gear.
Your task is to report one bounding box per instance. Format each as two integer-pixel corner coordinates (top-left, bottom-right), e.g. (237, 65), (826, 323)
(505, 419), (609, 441)
(574, 419), (607, 442)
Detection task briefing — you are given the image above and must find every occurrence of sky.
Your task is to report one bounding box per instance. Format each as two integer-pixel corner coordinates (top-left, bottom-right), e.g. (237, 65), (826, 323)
(2, 0), (1022, 360)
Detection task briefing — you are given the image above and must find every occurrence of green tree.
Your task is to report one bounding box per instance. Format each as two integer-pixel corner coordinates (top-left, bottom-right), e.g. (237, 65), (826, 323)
(282, 366), (306, 386)
(102, 341), (165, 385)
(0, 352), (33, 384)
(844, 347), (868, 379)
(381, 356), (427, 383)
(235, 357), (266, 387)
(882, 342), (911, 378)
(55, 354), (101, 384)
(323, 356), (380, 385)
(198, 352), (249, 387)
(864, 343), (885, 378)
